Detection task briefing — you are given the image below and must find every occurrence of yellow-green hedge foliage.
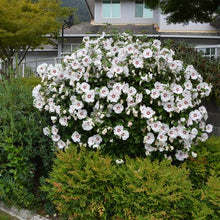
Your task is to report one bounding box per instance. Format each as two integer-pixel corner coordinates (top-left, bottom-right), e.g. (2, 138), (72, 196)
(43, 146), (196, 219)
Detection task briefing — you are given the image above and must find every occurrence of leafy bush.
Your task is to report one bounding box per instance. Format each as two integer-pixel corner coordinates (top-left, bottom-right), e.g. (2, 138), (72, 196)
(33, 33), (212, 162)
(184, 136), (220, 219)
(0, 77), (55, 209)
(201, 175), (220, 218)
(186, 136), (220, 188)
(43, 145), (199, 219)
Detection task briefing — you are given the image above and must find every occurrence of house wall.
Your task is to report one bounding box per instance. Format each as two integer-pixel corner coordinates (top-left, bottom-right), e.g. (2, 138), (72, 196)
(58, 37), (83, 56)
(94, 1), (218, 32)
(94, 0), (153, 24)
(158, 14), (217, 32)
(153, 8), (160, 27)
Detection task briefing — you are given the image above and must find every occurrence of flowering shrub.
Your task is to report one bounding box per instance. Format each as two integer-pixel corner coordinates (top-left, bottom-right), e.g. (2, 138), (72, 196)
(33, 33), (213, 161)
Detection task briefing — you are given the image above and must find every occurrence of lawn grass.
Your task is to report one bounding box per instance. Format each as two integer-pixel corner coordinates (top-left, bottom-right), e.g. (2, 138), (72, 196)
(0, 210), (18, 220)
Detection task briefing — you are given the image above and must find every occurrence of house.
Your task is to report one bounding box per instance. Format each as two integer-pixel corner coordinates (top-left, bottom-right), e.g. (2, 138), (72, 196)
(23, 0), (220, 64)
(57, 0), (220, 58)
(21, 0), (220, 67)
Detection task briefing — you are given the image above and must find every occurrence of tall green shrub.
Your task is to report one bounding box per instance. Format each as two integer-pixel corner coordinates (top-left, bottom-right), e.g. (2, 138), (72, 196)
(0, 77), (55, 209)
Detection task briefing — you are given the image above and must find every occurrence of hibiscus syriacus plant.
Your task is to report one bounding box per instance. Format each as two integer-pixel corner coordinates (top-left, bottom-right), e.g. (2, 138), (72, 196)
(33, 33), (213, 161)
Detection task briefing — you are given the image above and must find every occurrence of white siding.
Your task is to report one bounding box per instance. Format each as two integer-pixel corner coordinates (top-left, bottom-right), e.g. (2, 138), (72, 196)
(94, 1), (218, 33)
(157, 13), (217, 32)
(94, 0), (153, 24)
(153, 8), (160, 27)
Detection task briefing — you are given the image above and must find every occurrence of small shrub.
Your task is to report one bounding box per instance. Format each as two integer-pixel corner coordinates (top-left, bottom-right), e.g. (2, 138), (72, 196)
(43, 145), (197, 219)
(186, 136), (220, 188)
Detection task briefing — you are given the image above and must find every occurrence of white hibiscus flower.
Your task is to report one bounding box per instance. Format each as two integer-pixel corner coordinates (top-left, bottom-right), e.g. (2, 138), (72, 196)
(77, 109), (87, 120)
(107, 90), (120, 103)
(206, 124), (213, 133)
(143, 133), (155, 145)
(99, 86), (109, 98)
(132, 57), (143, 68)
(82, 119), (94, 131)
(84, 90), (95, 103)
(59, 116), (68, 126)
(175, 150), (189, 161)
(121, 130), (129, 140)
(113, 103), (124, 114)
(57, 140), (66, 149)
(143, 48), (153, 58)
(114, 125), (124, 137)
(71, 131), (81, 142)
(151, 89), (160, 99)
(140, 105), (155, 119)
(80, 82), (90, 92)
(71, 60), (80, 70)
(163, 102), (174, 112)
(157, 132), (168, 143)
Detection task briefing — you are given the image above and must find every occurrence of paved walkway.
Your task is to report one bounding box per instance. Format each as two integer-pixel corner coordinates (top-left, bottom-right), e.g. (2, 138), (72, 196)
(0, 202), (49, 220)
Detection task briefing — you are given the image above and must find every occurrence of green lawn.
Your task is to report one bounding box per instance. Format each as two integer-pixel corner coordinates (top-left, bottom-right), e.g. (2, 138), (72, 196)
(0, 210), (18, 220)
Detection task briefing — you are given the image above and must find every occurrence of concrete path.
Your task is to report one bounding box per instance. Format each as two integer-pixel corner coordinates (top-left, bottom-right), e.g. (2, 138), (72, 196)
(0, 202), (49, 220)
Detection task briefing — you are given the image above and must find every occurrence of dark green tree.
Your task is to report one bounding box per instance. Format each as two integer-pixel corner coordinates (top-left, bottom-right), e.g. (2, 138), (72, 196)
(144, 0), (220, 24)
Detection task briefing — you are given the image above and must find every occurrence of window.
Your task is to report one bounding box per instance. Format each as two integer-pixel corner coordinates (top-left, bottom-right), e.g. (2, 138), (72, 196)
(196, 47), (217, 59)
(61, 44), (80, 56)
(135, 0), (153, 18)
(102, 0), (121, 18)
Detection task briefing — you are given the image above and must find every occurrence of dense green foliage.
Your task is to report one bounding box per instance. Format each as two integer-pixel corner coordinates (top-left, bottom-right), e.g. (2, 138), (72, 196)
(43, 146), (194, 219)
(43, 137), (220, 219)
(165, 40), (220, 105)
(0, 76), (219, 218)
(0, 35), (219, 218)
(61, 0), (90, 22)
(186, 136), (220, 187)
(145, 0), (220, 24)
(0, 77), (55, 209)
(0, 0), (70, 75)
(185, 136), (220, 219)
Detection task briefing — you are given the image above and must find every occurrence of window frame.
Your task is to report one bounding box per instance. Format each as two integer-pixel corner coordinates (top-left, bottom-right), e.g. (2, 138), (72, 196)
(135, 0), (153, 18)
(102, 0), (121, 19)
(195, 45), (219, 59)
